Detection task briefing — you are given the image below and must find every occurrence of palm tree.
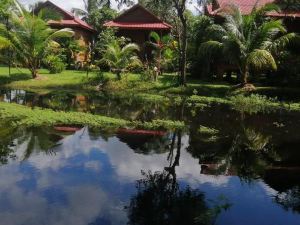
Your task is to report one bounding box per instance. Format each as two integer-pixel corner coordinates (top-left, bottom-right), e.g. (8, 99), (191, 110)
(0, 0), (23, 75)
(100, 40), (141, 80)
(72, 0), (101, 21)
(0, 9), (73, 78)
(147, 31), (175, 81)
(72, 0), (133, 20)
(199, 4), (296, 87)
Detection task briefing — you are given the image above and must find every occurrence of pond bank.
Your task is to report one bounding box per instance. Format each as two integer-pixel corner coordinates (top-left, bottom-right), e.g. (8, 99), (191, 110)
(0, 102), (184, 130)
(1, 67), (300, 117)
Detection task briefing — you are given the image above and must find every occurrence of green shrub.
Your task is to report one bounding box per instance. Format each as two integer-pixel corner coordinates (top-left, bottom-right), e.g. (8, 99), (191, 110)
(44, 55), (66, 74)
(230, 94), (278, 114)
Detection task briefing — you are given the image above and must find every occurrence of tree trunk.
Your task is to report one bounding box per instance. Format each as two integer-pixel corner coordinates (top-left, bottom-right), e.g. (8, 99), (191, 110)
(116, 72), (121, 80)
(31, 69), (38, 79)
(241, 68), (249, 85)
(178, 8), (187, 86)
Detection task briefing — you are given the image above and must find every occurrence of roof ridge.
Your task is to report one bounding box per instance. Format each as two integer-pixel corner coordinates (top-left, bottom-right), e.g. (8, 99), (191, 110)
(114, 4), (164, 23)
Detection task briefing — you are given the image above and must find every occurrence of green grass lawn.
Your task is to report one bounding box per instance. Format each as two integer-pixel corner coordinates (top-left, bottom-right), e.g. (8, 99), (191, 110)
(1, 66), (300, 103)
(0, 66), (100, 90)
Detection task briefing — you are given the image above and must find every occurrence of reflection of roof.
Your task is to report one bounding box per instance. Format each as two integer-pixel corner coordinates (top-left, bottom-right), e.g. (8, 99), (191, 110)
(104, 21), (172, 30)
(104, 4), (172, 30)
(206, 0), (300, 18)
(39, 1), (96, 32)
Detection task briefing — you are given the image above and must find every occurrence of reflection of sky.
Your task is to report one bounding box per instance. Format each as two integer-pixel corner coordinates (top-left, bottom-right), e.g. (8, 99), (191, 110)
(0, 128), (299, 225)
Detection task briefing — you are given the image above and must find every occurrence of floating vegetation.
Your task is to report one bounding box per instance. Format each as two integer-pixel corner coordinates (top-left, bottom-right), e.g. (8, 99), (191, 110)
(187, 95), (229, 105)
(0, 102), (185, 130)
(230, 94), (300, 114)
(229, 94), (278, 114)
(198, 125), (219, 135)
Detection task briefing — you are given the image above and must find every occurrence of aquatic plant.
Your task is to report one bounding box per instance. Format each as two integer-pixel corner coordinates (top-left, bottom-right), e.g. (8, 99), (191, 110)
(198, 125), (219, 135)
(0, 102), (185, 130)
(229, 94), (279, 114)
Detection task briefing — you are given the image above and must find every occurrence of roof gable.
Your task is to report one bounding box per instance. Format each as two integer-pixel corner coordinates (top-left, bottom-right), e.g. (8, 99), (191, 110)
(34, 1), (96, 33)
(35, 0), (74, 20)
(114, 4), (163, 23)
(206, 0), (300, 17)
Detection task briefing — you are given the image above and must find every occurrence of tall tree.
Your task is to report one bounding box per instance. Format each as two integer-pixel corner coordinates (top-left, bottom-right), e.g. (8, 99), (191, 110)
(172, 0), (188, 86)
(0, 0), (21, 75)
(72, 0), (133, 21)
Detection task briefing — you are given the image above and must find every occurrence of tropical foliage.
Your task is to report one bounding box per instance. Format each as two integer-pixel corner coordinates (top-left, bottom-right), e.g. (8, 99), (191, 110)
(147, 31), (176, 80)
(199, 4), (296, 86)
(100, 40), (141, 79)
(0, 7), (73, 78)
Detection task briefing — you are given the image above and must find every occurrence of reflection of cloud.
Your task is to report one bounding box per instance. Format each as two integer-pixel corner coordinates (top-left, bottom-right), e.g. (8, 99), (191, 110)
(101, 135), (230, 187)
(0, 183), (126, 225)
(84, 161), (102, 172)
(0, 128), (231, 225)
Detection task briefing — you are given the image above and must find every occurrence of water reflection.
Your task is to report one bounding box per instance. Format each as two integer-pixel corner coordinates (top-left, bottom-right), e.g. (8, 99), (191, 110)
(0, 89), (176, 121)
(0, 109), (299, 224)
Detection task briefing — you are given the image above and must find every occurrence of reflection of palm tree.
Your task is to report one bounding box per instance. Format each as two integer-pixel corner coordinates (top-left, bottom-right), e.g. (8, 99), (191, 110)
(221, 127), (273, 181)
(127, 168), (229, 225)
(16, 128), (63, 160)
(0, 122), (17, 165)
(275, 186), (300, 213)
(127, 129), (230, 224)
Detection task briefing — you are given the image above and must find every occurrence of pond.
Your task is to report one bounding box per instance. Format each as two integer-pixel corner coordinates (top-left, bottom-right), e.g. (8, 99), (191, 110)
(0, 89), (300, 225)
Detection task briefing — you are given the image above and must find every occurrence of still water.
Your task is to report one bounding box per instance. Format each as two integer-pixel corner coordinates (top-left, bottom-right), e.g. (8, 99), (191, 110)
(0, 89), (300, 225)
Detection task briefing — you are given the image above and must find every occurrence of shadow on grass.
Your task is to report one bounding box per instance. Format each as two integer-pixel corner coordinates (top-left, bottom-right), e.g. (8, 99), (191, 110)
(0, 72), (32, 85)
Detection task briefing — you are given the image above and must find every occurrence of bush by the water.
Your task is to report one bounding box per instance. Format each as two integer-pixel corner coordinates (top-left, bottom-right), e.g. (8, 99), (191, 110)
(230, 94), (279, 114)
(44, 55), (66, 74)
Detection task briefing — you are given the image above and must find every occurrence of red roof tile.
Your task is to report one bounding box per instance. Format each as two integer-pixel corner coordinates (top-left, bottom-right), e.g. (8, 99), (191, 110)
(207, 0), (300, 18)
(104, 21), (172, 30)
(42, 1), (96, 32)
(104, 4), (172, 31)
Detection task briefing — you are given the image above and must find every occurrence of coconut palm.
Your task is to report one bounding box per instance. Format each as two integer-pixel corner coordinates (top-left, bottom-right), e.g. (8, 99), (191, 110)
(147, 31), (175, 80)
(199, 4), (296, 86)
(100, 40), (141, 80)
(72, 0), (133, 20)
(0, 9), (73, 78)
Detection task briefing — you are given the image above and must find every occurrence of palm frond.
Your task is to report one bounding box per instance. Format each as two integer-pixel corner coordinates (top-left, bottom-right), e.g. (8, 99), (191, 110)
(122, 43), (140, 54)
(150, 31), (160, 43)
(71, 8), (88, 17)
(199, 41), (223, 59)
(269, 32), (296, 53)
(48, 28), (74, 40)
(0, 37), (11, 49)
(247, 49), (277, 71)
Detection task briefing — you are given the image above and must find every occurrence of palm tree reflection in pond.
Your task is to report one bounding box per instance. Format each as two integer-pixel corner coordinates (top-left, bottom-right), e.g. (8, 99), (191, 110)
(275, 186), (300, 213)
(0, 125), (64, 163)
(0, 122), (17, 164)
(127, 130), (230, 225)
(17, 127), (64, 160)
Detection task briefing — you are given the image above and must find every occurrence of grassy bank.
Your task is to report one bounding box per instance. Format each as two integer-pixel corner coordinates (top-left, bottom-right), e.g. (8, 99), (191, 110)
(0, 102), (184, 130)
(0, 67), (99, 90)
(1, 66), (300, 113)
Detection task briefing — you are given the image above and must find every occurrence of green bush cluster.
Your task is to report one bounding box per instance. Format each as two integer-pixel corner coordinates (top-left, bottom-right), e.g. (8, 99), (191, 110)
(44, 55), (66, 74)
(0, 102), (185, 130)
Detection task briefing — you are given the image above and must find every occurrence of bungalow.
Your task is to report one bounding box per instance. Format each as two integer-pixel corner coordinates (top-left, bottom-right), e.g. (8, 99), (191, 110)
(205, 0), (300, 32)
(104, 4), (172, 60)
(34, 1), (97, 62)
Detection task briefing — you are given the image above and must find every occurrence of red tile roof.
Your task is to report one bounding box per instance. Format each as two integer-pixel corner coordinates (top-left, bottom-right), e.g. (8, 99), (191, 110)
(104, 21), (172, 30)
(207, 0), (300, 18)
(42, 1), (96, 32)
(104, 4), (172, 30)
